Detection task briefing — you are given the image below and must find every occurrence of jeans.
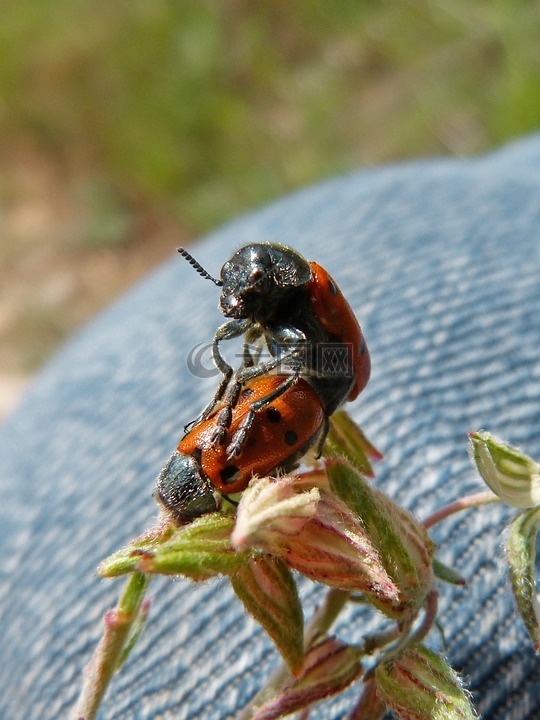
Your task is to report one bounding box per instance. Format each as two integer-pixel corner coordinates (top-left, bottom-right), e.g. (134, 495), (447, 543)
(1, 134), (539, 719)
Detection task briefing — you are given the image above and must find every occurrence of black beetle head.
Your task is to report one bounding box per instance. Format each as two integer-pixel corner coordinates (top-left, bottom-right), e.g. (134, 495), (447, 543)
(219, 243), (311, 320)
(155, 451), (218, 525)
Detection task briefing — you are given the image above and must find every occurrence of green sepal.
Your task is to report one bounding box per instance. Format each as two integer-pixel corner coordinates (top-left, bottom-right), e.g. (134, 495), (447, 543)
(230, 556), (304, 674)
(376, 644), (477, 719)
(99, 520), (176, 576)
(100, 514), (252, 580)
(327, 459), (435, 612)
(324, 411), (383, 476)
(506, 506), (540, 653)
(432, 558), (467, 586)
(326, 460), (405, 564)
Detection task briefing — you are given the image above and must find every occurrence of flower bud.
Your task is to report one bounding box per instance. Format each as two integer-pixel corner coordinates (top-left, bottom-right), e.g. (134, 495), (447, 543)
(470, 431), (540, 508)
(101, 514), (251, 581)
(282, 491), (402, 611)
(231, 475), (320, 550)
(230, 557), (304, 674)
(327, 459), (436, 614)
(375, 644), (477, 719)
(251, 636), (363, 720)
(349, 678), (387, 720)
(233, 475), (403, 616)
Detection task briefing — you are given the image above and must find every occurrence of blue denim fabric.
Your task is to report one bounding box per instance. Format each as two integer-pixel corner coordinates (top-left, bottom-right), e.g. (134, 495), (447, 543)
(1, 135), (540, 719)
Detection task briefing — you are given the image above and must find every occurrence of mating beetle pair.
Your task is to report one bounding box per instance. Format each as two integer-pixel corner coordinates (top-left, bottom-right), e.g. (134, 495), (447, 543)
(156, 242), (370, 524)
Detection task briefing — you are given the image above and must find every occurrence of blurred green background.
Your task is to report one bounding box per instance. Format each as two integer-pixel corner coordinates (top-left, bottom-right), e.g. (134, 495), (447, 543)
(1, 0), (539, 413)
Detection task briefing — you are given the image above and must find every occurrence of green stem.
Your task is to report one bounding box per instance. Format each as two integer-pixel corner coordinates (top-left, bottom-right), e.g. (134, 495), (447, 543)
(423, 491), (499, 529)
(304, 588), (351, 647)
(235, 589), (350, 720)
(70, 572), (150, 720)
(360, 626), (400, 655)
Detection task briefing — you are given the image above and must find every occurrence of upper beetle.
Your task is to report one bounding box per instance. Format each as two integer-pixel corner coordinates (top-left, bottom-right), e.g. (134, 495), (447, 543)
(178, 242), (370, 453)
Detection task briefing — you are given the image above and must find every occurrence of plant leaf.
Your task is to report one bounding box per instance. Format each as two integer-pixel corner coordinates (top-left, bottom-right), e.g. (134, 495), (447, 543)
(99, 519), (176, 576)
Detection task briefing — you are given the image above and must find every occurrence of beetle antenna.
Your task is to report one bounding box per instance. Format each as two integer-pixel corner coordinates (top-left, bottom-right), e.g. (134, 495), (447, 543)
(177, 247), (223, 286)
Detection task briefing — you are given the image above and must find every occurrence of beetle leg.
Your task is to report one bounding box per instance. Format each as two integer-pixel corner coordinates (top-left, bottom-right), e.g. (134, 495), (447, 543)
(221, 334), (307, 455)
(314, 414), (330, 459)
(226, 371), (300, 458)
(207, 331), (265, 445)
(211, 318), (253, 376)
(242, 327), (264, 368)
(232, 343), (301, 383)
(183, 319), (252, 432)
(183, 370), (232, 433)
(209, 379), (243, 447)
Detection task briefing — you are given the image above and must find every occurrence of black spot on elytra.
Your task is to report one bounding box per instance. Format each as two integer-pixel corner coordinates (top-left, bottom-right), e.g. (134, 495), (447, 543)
(359, 336), (365, 355)
(284, 430), (298, 446)
(243, 388), (254, 397)
(266, 407), (281, 423)
(220, 466), (240, 485)
(328, 277), (338, 296)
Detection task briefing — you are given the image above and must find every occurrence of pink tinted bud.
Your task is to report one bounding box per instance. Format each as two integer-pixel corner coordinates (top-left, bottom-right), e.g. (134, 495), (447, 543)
(233, 475), (403, 615)
(252, 636), (363, 720)
(376, 645), (477, 719)
(232, 475), (320, 550)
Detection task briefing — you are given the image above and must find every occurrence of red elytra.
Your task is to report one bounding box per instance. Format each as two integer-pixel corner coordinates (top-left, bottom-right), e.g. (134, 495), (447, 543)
(177, 375), (325, 494)
(308, 262), (370, 401)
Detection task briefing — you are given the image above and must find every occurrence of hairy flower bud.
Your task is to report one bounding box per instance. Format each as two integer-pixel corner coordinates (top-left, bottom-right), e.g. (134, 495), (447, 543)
(349, 678), (387, 720)
(506, 507), (540, 653)
(251, 636), (363, 720)
(376, 645), (477, 719)
(232, 475), (403, 615)
(101, 514), (251, 580)
(231, 556), (304, 674)
(232, 475), (320, 549)
(327, 459), (436, 615)
(470, 431), (540, 508)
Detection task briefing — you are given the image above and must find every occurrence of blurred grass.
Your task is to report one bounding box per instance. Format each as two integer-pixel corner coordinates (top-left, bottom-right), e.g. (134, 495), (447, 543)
(1, 0), (540, 383)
